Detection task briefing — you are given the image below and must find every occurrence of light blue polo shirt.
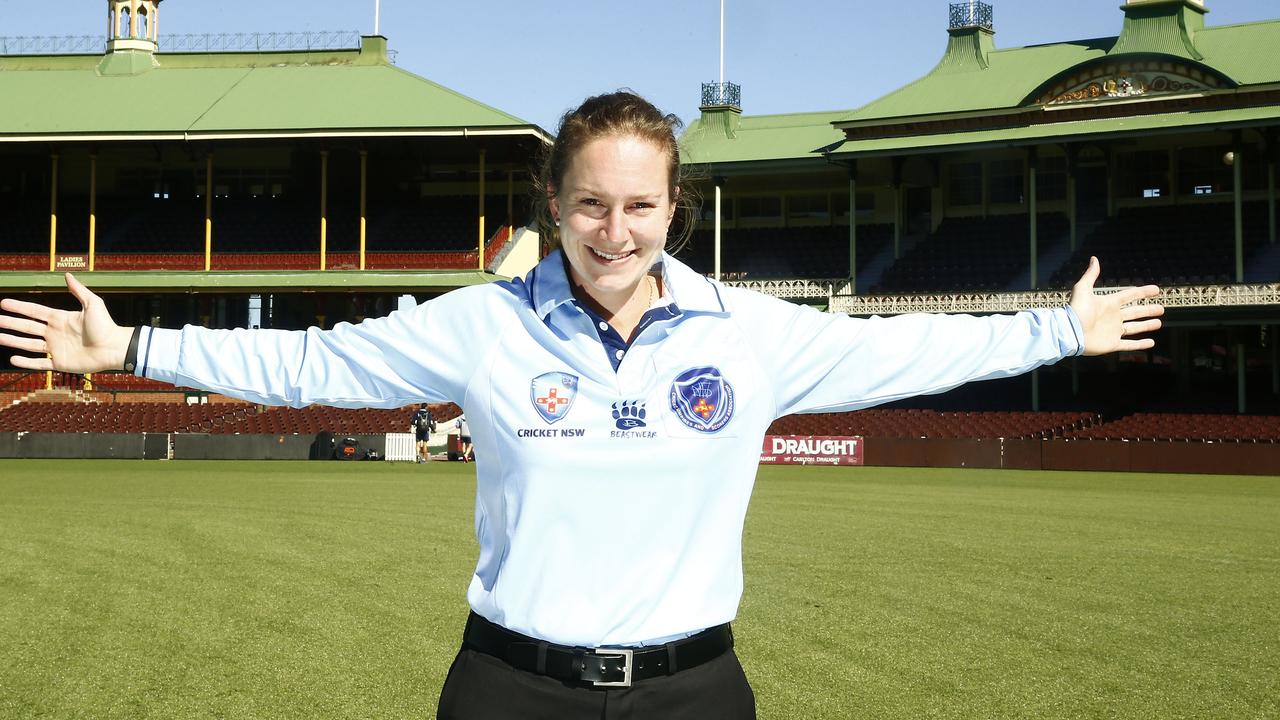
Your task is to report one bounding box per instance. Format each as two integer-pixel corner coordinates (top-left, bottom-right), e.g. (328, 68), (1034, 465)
(135, 250), (1083, 647)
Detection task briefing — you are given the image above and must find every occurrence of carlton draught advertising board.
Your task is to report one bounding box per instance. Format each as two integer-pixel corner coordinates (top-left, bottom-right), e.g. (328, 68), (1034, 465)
(761, 435), (863, 466)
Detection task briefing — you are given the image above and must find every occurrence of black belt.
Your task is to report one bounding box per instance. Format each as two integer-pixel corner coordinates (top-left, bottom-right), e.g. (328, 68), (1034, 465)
(462, 611), (733, 688)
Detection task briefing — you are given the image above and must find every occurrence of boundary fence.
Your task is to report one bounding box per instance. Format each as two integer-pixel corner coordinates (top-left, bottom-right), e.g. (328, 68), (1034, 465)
(1, 432), (1275, 474)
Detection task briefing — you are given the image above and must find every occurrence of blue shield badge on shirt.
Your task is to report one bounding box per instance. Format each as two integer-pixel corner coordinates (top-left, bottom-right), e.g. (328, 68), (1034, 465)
(530, 371), (579, 424)
(669, 366), (734, 433)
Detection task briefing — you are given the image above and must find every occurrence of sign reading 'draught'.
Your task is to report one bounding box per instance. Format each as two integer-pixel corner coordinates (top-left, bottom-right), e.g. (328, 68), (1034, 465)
(761, 435), (863, 466)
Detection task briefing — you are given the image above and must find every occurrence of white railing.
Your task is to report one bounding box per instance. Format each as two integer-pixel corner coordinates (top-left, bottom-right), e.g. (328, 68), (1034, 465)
(830, 283), (1280, 315)
(383, 432), (416, 462)
(721, 277), (850, 300)
(722, 280), (1280, 315)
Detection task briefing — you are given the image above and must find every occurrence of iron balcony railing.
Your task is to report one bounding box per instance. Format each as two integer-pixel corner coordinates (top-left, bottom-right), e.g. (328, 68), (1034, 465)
(160, 31), (361, 52)
(0, 35), (100, 55)
(701, 81), (741, 109)
(0, 30), (361, 56)
(949, 2), (993, 31)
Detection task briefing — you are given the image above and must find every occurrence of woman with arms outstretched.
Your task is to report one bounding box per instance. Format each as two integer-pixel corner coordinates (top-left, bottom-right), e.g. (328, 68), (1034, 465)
(0, 91), (1163, 719)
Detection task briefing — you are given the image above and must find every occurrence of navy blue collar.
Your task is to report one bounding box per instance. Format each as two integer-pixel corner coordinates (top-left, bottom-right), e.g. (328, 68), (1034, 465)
(529, 250), (726, 322)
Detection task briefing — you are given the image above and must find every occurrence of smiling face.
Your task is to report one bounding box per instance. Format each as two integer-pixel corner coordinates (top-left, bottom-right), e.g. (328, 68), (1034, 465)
(550, 134), (675, 313)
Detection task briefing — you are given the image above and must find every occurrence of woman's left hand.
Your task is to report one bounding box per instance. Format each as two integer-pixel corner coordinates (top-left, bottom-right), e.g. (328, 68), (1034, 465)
(1069, 256), (1164, 356)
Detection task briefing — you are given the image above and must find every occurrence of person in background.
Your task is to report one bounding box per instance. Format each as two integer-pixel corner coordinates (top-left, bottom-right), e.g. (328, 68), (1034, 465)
(411, 403), (434, 463)
(454, 414), (472, 462)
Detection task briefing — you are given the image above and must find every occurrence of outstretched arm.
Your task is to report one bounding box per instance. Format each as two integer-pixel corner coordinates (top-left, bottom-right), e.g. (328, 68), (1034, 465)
(1069, 256), (1164, 356)
(7, 271), (490, 408)
(739, 256), (1166, 417)
(0, 273), (134, 373)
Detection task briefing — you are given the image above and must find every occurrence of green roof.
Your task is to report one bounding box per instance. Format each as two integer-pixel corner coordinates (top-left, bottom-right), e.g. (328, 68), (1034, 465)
(826, 103), (1280, 158)
(682, 10), (1280, 168)
(838, 36), (1106, 123)
(0, 39), (549, 141)
(839, 15), (1280, 125)
(1193, 19), (1280, 84)
(680, 108), (848, 167)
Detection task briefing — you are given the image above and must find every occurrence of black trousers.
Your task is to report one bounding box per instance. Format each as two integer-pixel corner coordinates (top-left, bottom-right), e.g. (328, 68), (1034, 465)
(436, 646), (757, 720)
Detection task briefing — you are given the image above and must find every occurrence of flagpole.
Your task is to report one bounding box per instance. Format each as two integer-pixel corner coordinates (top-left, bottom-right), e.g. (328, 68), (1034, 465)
(375, 0), (381, 35)
(719, 0), (724, 86)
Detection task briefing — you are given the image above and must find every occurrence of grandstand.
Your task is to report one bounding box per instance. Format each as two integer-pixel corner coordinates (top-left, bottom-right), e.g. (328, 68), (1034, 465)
(682, 0), (1280, 430)
(1, 1), (1278, 472)
(767, 409), (1098, 440)
(0, 2), (548, 334)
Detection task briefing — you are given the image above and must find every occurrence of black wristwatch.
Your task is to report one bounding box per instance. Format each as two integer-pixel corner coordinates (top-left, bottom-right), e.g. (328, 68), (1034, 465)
(123, 326), (142, 373)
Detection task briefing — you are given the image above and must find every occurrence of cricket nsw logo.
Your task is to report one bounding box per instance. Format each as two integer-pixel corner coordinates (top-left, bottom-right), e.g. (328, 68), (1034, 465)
(530, 371), (579, 424)
(669, 366), (734, 433)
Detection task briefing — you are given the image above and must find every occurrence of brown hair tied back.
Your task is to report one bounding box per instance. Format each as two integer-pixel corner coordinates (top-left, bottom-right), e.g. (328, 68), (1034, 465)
(533, 90), (698, 254)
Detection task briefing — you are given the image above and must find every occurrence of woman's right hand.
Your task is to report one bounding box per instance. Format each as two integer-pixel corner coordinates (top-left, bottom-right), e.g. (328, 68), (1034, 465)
(0, 273), (135, 374)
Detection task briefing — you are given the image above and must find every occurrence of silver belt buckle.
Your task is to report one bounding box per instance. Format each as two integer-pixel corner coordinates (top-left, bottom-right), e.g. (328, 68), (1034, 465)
(592, 647), (633, 687)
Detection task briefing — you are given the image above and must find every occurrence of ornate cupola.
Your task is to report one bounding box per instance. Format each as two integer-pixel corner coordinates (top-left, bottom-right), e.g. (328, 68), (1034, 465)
(939, 1), (995, 73)
(1111, 0), (1207, 60)
(107, 0), (162, 53)
(699, 81), (742, 139)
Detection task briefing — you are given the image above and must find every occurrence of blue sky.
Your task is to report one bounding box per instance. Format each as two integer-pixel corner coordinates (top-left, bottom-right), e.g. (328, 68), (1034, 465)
(14, 1), (1280, 132)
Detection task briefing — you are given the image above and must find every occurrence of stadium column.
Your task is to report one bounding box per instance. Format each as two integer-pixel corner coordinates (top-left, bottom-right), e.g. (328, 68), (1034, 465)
(507, 167), (514, 246)
(1268, 142), (1276, 246)
(46, 145), (56, 389)
(1032, 368), (1040, 412)
(478, 149), (487, 272)
(48, 152), (58, 272)
(1232, 132), (1243, 283)
(204, 153), (213, 272)
(892, 157), (903, 259)
(1106, 147), (1115, 219)
(714, 177), (723, 281)
(320, 150), (330, 271)
(360, 149), (368, 271)
(1030, 146), (1042, 408)
(980, 157), (989, 219)
(1028, 148), (1038, 290)
(848, 163), (857, 294)
(1066, 147), (1077, 251)
(89, 153), (97, 272)
(1238, 340), (1247, 414)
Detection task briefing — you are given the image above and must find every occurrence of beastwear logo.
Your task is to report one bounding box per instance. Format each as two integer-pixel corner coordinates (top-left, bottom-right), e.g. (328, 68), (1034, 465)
(612, 400), (647, 430)
(669, 366), (734, 433)
(610, 400), (655, 438)
(530, 371), (579, 424)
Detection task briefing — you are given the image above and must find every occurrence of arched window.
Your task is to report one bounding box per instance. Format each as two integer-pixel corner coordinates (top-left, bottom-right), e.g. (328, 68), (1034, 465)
(120, 6), (132, 38)
(137, 7), (148, 38)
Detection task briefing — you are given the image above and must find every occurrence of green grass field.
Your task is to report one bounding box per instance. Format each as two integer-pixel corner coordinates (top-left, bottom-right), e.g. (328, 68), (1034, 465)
(0, 461), (1276, 719)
